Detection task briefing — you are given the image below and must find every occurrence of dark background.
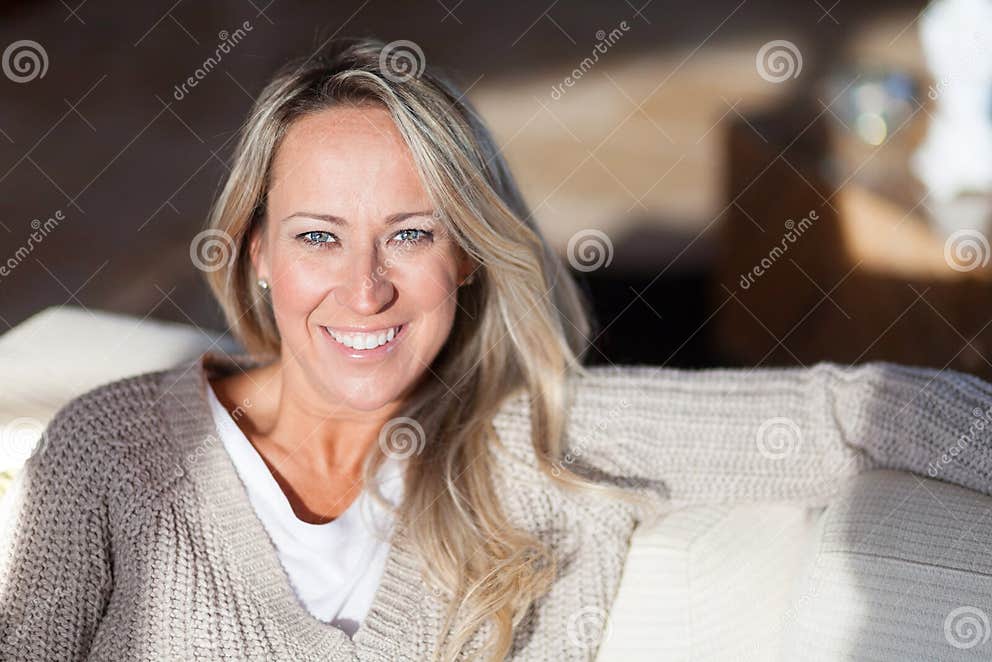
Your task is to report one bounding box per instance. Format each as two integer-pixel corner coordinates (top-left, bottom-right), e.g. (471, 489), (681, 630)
(1, 0), (956, 370)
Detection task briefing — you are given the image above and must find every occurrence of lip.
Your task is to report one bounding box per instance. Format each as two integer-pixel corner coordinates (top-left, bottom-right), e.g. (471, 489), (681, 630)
(322, 322), (408, 360)
(325, 323), (403, 334)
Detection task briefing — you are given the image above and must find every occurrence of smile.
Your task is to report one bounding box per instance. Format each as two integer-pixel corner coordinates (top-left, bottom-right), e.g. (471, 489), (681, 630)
(323, 323), (406, 352)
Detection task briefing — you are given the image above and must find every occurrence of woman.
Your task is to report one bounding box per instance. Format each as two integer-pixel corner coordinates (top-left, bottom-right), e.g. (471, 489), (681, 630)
(3, 37), (992, 662)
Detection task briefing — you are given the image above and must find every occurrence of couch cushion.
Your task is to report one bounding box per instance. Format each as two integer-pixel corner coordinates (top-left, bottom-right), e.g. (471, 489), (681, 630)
(596, 502), (821, 661)
(782, 469), (992, 661)
(0, 305), (237, 472)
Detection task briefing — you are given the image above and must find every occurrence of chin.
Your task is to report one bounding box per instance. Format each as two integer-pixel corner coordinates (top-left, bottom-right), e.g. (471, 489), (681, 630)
(330, 380), (405, 412)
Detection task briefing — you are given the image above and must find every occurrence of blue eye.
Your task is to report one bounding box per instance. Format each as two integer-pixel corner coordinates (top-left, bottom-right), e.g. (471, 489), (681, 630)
(296, 229), (433, 249)
(298, 231), (336, 247)
(393, 229), (433, 245)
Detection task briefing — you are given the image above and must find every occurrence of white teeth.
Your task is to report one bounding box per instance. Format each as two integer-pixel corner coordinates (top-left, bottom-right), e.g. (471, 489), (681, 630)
(327, 325), (401, 351)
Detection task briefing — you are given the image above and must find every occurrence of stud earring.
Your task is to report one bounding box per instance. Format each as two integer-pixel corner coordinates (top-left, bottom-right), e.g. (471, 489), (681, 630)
(257, 278), (269, 290)
(462, 272), (476, 286)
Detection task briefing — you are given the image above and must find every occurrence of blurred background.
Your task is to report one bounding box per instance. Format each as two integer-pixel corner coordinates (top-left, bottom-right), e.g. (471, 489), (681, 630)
(2, 0), (992, 377)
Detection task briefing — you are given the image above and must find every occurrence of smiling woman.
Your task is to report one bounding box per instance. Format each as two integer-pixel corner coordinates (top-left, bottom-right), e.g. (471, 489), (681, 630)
(6, 35), (992, 662)
(190, 34), (601, 659)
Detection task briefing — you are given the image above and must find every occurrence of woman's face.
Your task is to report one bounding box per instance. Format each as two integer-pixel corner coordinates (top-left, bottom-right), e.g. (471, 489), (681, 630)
(251, 104), (472, 412)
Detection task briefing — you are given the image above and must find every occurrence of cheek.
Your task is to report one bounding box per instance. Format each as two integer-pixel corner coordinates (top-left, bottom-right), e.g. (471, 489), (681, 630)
(396, 251), (459, 303)
(394, 254), (461, 332)
(268, 252), (328, 314)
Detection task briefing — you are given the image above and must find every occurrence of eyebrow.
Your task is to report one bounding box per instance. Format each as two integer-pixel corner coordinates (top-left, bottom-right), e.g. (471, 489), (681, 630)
(280, 210), (436, 226)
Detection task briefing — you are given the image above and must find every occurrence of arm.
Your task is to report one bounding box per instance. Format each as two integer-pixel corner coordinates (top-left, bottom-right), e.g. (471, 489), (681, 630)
(562, 360), (992, 516)
(0, 406), (113, 659)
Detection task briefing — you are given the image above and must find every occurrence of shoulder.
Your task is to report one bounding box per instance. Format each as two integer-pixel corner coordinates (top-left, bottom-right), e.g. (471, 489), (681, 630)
(28, 364), (187, 496)
(43, 368), (172, 444)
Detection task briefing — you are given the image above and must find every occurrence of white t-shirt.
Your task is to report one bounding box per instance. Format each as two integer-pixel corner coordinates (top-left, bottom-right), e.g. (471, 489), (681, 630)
(206, 382), (404, 638)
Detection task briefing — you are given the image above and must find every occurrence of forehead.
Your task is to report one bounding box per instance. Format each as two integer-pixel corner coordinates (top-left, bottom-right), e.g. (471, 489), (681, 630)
(268, 104), (429, 209)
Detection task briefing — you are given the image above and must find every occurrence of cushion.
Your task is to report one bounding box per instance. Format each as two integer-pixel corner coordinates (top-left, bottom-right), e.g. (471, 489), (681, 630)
(782, 469), (992, 661)
(595, 501), (821, 661)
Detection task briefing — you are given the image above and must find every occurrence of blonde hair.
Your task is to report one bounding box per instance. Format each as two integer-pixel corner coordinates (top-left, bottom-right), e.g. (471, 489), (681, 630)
(202, 37), (630, 661)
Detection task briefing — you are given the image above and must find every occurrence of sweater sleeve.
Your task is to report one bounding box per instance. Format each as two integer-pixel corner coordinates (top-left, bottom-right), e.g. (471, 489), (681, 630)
(561, 360), (992, 518)
(0, 406), (113, 659)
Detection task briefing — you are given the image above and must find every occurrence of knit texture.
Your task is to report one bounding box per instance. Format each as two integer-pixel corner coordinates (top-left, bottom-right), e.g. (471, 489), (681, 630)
(3, 350), (992, 661)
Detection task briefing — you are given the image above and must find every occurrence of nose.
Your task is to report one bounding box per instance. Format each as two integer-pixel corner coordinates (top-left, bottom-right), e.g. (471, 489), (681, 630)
(332, 242), (395, 315)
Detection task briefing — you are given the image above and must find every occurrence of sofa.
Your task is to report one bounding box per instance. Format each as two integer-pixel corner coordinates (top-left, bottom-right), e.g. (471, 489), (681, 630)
(2, 306), (991, 661)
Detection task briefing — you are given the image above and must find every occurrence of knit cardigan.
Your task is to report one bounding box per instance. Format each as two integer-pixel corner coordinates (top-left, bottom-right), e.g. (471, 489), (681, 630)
(3, 350), (992, 661)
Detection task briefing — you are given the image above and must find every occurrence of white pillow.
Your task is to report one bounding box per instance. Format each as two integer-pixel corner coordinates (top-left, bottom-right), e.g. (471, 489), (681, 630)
(782, 469), (992, 661)
(0, 305), (237, 472)
(596, 501), (821, 661)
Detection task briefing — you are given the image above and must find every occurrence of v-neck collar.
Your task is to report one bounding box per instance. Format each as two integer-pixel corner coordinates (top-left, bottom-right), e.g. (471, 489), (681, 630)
(203, 379), (392, 538)
(156, 349), (427, 661)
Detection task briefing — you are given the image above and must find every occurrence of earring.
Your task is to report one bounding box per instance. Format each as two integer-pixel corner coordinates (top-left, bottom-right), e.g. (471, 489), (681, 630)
(462, 272), (476, 286)
(257, 278), (269, 290)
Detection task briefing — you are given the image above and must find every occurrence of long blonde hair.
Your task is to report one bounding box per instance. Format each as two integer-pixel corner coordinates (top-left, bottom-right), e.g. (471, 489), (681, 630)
(202, 36), (625, 660)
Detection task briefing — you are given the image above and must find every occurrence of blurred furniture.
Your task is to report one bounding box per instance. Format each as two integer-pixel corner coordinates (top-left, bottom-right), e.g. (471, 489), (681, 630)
(2, 307), (992, 660)
(714, 97), (992, 380)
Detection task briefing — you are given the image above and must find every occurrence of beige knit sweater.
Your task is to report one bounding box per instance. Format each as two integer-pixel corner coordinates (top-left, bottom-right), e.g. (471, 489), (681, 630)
(3, 350), (992, 661)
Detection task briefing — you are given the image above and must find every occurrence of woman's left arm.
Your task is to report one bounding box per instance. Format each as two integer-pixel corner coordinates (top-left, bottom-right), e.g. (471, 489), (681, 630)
(561, 360), (992, 512)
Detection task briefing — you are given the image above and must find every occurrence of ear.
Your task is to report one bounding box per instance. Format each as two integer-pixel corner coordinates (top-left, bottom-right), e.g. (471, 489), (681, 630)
(248, 224), (267, 280)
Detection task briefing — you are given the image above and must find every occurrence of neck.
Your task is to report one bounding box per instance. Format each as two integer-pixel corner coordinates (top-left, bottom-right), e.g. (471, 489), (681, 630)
(230, 355), (403, 477)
